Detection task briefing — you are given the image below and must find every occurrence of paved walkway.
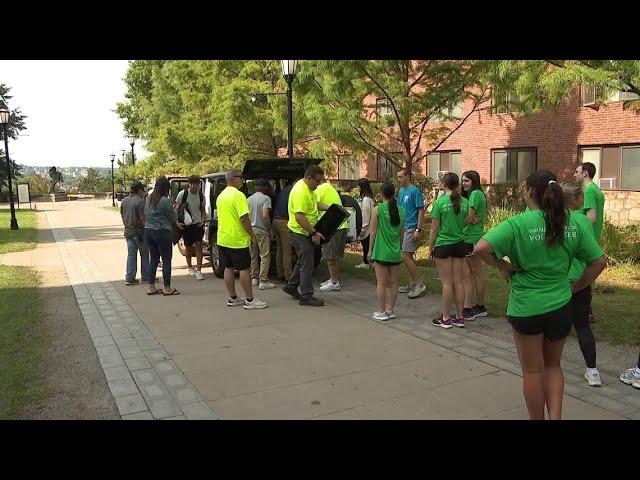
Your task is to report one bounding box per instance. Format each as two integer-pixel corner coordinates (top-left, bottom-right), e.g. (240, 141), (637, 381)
(5, 200), (639, 419)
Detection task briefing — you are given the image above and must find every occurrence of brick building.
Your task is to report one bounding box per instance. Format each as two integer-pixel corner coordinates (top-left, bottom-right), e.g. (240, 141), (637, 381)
(333, 86), (640, 224)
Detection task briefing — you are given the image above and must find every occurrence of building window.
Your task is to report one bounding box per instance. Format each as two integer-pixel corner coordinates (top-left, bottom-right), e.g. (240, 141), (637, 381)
(493, 92), (519, 115)
(428, 151), (461, 180)
(492, 148), (537, 183)
(580, 145), (640, 190)
(376, 98), (392, 119)
(377, 152), (402, 181)
(338, 155), (360, 180)
(433, 101), (463, 122)
(581, 83), (598, 106)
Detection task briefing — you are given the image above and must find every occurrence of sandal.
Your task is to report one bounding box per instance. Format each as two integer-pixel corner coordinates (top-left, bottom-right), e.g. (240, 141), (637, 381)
(147, 289), (162, 296)
(163, 288), (181, 296)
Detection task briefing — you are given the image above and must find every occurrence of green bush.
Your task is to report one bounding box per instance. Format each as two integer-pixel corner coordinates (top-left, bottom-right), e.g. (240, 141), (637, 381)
(487, 181), (527, 212)
(601, 220), (640, 265)
(485, 205), (521, 232)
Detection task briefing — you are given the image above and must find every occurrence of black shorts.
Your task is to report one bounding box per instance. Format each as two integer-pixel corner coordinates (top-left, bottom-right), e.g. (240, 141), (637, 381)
(507, 301), (572, 341)
(183, 224), (204, 246)
(218, 245), (251, 270)
(463, 242), (476, 257)
(373, 260), (401, 266)
(433, 242), (467, 259)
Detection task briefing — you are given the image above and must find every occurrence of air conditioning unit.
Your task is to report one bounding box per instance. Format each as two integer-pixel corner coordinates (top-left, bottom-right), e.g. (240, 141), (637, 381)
(598, 178), (616, 189)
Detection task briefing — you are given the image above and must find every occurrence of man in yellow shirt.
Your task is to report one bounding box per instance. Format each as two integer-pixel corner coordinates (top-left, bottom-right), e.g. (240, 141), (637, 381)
(217, 169), (267, 310)
(316, 176), (348, 293)
(283, 165), (328, 306)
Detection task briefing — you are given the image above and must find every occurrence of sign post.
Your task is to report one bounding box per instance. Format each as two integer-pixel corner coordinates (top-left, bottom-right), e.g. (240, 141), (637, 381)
(17, 183), (31, 210)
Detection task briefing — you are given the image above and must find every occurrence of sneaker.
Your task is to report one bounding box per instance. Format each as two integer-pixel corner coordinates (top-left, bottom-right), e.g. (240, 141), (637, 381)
(452, 317), (465, 328)
(320, 278), (332, 287)
(125, 279), (139, 286)
(251, 278), (259, 286)
(462, 308), (476, 321)
(398, 283), (415, 294)
(299, 296), (325, 307)
(227, 297), (244, 307)
(373, 311), (390, 321)
(282, 285), (301, 299)
(433, 272), (440, 280)
(187, 267), (196, 276)
(244, 298), (268, 309)
(195, 271), (204, 281)
(385, 311), (396, 319)
(407, 283), (426, 299)
(584, 370), (602, 387)
(633, 378), (640, 389)
(619, 368), (640, 385)
(355, 263), (370, 269)
(471, 305), (488, 318)
(320, 281), (341, 292)
(259, 281), (276, 290)
(432, 316), (453, 329)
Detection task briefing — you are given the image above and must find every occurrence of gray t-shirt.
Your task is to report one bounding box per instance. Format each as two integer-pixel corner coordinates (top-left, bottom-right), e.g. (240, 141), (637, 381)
(176, 188), (204, 224)
(121, 194), (145, 239)
(247, 191), (272, 232)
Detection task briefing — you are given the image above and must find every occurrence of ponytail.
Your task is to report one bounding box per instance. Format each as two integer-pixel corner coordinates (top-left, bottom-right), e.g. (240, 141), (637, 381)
(442, 172), (461, 214)
(382, 181), (400, 226)
(526, 170), (567, 247)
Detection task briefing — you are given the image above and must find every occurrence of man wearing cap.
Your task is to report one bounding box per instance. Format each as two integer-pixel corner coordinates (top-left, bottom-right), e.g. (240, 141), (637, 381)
(120, 181), (150, 285)
(247, 179), (276, 290)
(175, 175), (207, 280)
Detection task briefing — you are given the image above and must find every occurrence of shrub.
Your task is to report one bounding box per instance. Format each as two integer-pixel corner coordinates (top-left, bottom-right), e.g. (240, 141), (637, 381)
(486, 181), (527, 212)
(601, 220), (640, 265)
(485, 206), (521, 232)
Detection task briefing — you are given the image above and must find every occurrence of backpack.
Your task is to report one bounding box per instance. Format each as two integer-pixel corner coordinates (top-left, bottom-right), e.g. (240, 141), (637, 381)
(177, 187), (204, 224)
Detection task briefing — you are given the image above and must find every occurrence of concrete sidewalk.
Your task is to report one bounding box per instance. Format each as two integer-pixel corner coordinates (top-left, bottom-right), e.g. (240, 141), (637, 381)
(36, 200), (639, 419)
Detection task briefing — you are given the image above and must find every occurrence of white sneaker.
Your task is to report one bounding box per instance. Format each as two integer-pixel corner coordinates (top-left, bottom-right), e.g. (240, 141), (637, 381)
(398, 283), (415, 293)
(372, 311), (390, 321)
(195, 271), (204, 281)
(187, 267), (196, 276)
(633, 378), (640, 389)
(259, 281), (275, 290)
(584, 370), (602, 387)
(320, 278), (332, 287)
(227, 297), (244, 307)
(244, 298), (268, 310)
(320, 281), (341, 292)
(355, 263), (370, 269)
(251, 278), (259, 286)
(620, 368), (640, 385)
(408, 283), (426, 299)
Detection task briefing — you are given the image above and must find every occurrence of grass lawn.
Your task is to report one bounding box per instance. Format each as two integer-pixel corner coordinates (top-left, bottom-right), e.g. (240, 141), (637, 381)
(0, 210), (37, 254)
(342, 246), (640, 347)
(0, 265), (47, 419)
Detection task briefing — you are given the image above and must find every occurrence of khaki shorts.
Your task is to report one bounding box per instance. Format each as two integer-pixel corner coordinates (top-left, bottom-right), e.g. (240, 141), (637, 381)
(322, 228), (347, 261)
(402, 228), (419, 253)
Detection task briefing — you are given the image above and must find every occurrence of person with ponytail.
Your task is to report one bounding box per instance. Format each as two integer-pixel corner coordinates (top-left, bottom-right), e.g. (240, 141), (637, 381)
(355, 178), (375, 269)
(428, 172), (469, 329)
(474, 170), (606, 420)
(561, 182), (602, 387)
(367, 181), (405, 321)
(461, 170), (488, 320)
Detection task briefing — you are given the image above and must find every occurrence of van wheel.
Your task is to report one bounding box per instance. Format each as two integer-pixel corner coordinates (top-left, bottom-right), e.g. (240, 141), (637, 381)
(178, 237), (186, 256)
(211, 243), (224, 278)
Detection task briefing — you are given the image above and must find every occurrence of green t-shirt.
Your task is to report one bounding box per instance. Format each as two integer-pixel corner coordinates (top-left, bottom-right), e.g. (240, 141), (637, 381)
(430, 194), (469, 247)
(482, 209), (603, 317)
(463, 189), (487, 244)
(216, 186), (251, 249)
(371, 201), (405, 264)
(567, 210), (599, 282)
(582, 182), (605, 243)
(315, 182), (348, 230)
(287, 179), (318, 236)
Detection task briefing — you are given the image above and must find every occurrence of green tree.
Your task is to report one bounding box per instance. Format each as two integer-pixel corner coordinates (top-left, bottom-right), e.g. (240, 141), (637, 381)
(20, 173), (50, 196)
(77, 168), (112, 193)
(0, 84), (27, 193)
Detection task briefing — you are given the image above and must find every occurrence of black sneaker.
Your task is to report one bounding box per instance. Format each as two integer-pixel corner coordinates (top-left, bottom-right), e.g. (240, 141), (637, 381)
(299, 296), (325, 307)
(282, 285), (301, 299)
(471, 305), (488, 318)
(463, 308), (475, 321)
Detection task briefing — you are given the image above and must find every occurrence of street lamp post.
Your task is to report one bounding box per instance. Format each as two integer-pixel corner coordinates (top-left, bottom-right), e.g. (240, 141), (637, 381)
(281, 60), (298, 159)
(121, 149), (127, 192)
(127, 134), (136, 166)
(0, 108), (19, 230)
(110, 153), (116, 207)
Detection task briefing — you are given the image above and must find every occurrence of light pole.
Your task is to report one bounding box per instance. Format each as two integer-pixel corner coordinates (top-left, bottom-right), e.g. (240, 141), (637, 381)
(110, 153), (115, 207)
(0, 108), (19, 230)
(127, 134), (136, 166)
(121, 149), (127, 192)
(281, 60), (298, 158)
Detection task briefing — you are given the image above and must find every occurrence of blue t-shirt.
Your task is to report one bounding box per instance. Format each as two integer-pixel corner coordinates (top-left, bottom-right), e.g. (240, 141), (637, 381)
(398, 184), (425, 229)
(274, 183), (293, 219)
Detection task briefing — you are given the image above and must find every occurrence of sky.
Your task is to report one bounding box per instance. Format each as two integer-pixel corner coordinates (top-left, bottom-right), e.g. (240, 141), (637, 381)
(0, 60), (150, 168)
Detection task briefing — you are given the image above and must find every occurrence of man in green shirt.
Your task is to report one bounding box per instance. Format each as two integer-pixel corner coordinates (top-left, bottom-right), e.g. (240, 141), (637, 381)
(316, 177), (349, 293)
(217, 169), (267, 310)
(574, 161), (605, 323)
(283, 165), (328, 307)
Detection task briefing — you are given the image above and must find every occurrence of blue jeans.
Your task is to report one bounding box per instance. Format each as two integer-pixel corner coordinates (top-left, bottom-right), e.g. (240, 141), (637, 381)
(146, 228), (173, 287)
(125, 236), (150, 282)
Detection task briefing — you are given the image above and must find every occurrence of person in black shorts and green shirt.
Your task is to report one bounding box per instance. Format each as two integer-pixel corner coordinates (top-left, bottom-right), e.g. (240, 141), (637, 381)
(574, 161), (605, 323)
(561, 182), (602, 387)
(474, 170), (606, 420)
(367, 182), (405, 321)
(428, 172), (469, 329)
(460, 170), (488, 320)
